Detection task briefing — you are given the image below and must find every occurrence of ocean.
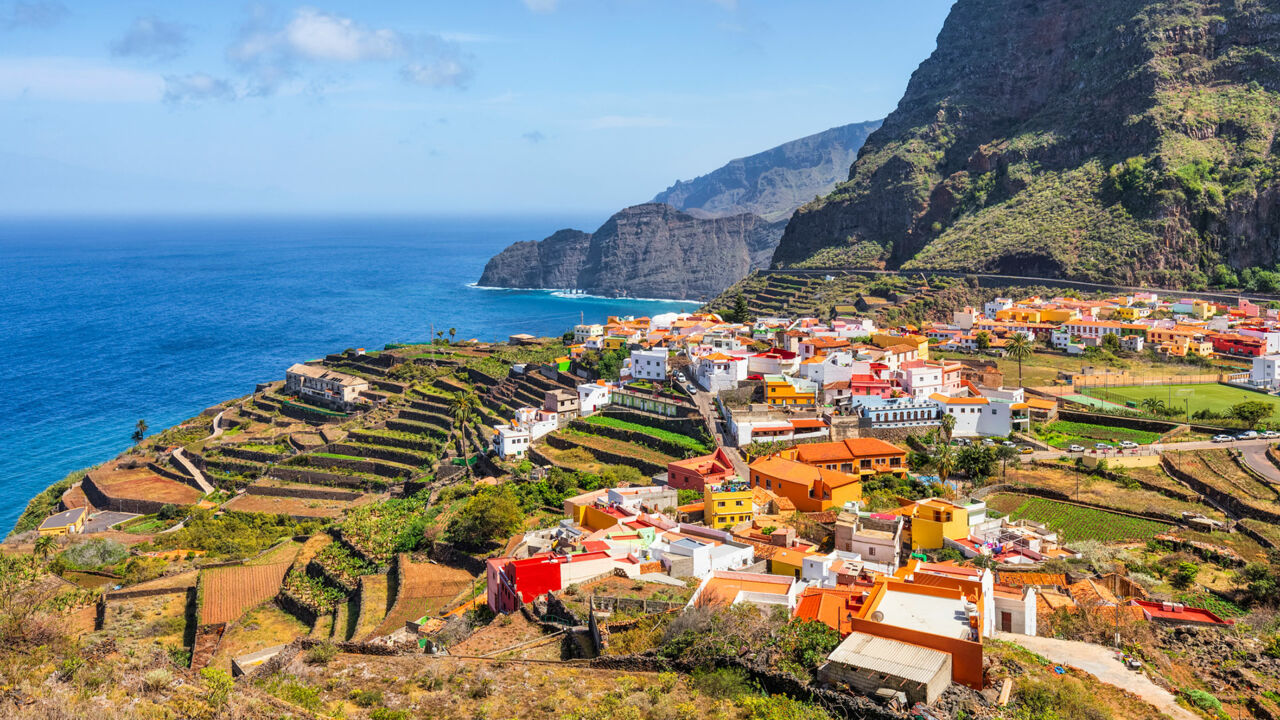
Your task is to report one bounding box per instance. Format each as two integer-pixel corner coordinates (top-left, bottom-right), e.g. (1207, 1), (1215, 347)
(0, 216), (698, 533)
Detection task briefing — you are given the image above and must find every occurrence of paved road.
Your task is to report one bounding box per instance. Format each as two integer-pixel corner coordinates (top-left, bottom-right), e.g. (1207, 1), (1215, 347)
(1240, 443), (1280, 483)
(993, 632), (1197, 720)
(172, 447), (215, 495)
(205, 410), (225, 441)
(1020, 436), (1277, 463)
(689, 388), (751, 478)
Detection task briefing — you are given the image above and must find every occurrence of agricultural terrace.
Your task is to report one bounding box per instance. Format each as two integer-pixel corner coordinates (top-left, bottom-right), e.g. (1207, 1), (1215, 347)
(578, 415), (711, 455)
(1033, 420), (1162, 449)
(371, 556), (474, 637)
(985, 494), (1170, 543)
(1083, 383), (1280, 420)
(199, 561), (292, 625)
(999, 465), (1224, 522)
(339, 496), (430, 566)
(1164, 450), (1280, 517)
(206, 603), (310, 674)
(933, 349), (1210, 388)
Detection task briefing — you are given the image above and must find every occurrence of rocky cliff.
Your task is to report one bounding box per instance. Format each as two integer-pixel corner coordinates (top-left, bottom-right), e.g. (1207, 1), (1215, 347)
(478, 204), (784, 300)
(478, 121), (878, 299)
(652, 120), (882, 222)
(771, 0), (1280, 286)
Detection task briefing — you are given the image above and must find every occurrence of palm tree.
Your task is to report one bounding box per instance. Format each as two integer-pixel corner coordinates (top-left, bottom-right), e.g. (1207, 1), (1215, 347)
(449, 390), (480, 471)
(995, 444), (1019, 477)
(933, 442), (956, 482)
(940, 413), (957, 444)
(448, 327), (457, 344)
(131, 419), (149, 446)
(1140, 397), (1168, 416)
(34, 535), (56, 561)
(1005, 334), (1034, 387)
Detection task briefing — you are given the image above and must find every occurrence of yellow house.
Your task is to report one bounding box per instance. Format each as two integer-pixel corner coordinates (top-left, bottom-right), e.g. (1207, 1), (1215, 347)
(38, 507), (86, 536)
(764, 375), (817, 406)
(1112, 305), (1152, 321)
(768, 547), (817, 579)
(1038, 307), (1077, 323)
(601, 336), (629, 352)
(995, 307), (1041, 323)
(870, 333), (929, 360)
(890, 498), (969, 550)
(704, 480), (755, 529)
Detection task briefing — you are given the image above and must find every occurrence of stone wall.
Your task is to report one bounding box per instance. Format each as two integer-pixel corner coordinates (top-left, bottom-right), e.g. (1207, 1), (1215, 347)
(246, 484), (362, 501)
(543, 434), (666, 475)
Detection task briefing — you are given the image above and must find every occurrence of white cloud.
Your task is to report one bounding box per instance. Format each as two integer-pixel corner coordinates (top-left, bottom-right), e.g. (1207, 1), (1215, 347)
(0, 56), (162, 102)
(163, 73), (235, 104)
(228, 7), (472, 95)
(587, 115), (673, 129)
(521, 0), (558, 13)
(283, 8), (404, 62)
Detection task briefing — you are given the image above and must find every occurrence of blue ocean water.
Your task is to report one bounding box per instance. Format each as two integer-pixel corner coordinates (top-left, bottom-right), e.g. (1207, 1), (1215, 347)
(0, 217), (698, 533)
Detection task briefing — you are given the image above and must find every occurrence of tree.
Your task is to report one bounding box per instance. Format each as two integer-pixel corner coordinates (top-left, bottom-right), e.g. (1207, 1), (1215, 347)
(449, 390), (481, 470)
(1139, 397), (1168, 416)
(957, 446), (997, 481)
(1170, 561), (1199, 591)
(974, 331), (991, 350)
(447, 488), (523, 549)
(131, 419), (149, 445)
(940, 413), (957, 444)
(995, 444), (1019, 477)
(1232, 400), (1273, 428)
(729, 293), (751, 324)
(1005, 334), (1034, 387)
(933, 442), (956, 481)
(448, 327), (457, 343)
(1101, 332), (1122, 353)
(33, 535), (56, 561)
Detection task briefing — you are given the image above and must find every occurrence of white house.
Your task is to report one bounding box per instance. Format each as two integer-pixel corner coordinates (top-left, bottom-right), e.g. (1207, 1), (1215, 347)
(984, 298), (1013, 317)
(1252, 354), (1280, 390)
(577, 382), (613, 416)
(492, 407), (559, 458)
(931, 387), (1029, 437)
(696, 352), (748, 392)
(285, 363), (370, 411)
(896, 359), (962, 400)
(573, 324), (604, 343)
(834, 510), (903, 574)
(629, 348), (669, 382)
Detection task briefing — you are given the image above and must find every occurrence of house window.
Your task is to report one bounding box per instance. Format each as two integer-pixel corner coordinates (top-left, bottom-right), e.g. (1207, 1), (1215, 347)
(868, 547), (875, 556)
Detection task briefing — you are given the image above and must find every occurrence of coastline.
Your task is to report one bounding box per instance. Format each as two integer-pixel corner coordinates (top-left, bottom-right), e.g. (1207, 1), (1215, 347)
(466, 283), (705, 305)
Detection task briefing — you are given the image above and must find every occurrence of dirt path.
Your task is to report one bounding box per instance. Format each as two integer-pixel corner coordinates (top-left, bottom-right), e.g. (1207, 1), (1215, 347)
(172, 447), (215, 495)
(993, 632), (1196, 720)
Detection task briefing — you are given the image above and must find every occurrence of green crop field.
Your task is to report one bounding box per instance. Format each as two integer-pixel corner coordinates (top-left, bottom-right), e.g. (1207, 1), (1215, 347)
(1082, 383), (1280, 417)
(1035, 420), (1161, 449)
(985, 493), (1169, 543)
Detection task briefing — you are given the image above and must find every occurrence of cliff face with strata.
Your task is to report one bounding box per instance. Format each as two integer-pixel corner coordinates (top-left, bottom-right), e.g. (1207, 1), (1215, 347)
(772, 0), (1280, 286)
(477, 204), (784, 300)
(478, 121), (878, 299)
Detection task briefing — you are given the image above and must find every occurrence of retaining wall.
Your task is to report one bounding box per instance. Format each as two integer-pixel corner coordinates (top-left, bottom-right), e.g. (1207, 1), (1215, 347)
(568, 419), (705, 459)
(1161, 457), (1280, 524)
(543, 434), (666, 475)
(268, 466), (373, 489)
(329, 442), (431, 468)
(347, 429), (439, 453)
(246, 484), (362, 501)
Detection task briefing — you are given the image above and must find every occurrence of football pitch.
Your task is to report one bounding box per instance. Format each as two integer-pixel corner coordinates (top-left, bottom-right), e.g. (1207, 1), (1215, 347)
(1082, 383), (1280, 416)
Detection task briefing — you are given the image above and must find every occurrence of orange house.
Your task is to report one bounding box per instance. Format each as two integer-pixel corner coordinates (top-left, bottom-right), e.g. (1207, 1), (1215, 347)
(748, 455), (862, 513)
(789, 438), (908, 478)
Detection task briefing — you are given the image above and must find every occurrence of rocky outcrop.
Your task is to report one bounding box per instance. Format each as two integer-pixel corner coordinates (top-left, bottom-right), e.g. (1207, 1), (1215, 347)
(771, 0), (1280, 286)
(652, 120), (882, 222)
(474, 229), (590, 289)
(477, 203), (784, 300)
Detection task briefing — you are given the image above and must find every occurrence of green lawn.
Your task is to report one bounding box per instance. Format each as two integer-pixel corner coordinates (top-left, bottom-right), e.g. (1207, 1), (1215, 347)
(1082, 383), (1280, 417)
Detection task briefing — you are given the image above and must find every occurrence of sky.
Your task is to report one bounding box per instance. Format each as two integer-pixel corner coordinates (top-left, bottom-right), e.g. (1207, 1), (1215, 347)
(0, 0), (955, 216)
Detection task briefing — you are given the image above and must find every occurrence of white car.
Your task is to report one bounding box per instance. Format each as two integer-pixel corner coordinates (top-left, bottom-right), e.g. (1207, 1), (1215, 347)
(1264, 431), (1280, 439)
(1238, 431), (1259, 440)
(1213, 434), (1234, 443)
(1001, 440), (1016, 447)
(1094, 443), (1112, 450)
(1119, 441), (1138, 449)
(1069, 444), (1086, 453)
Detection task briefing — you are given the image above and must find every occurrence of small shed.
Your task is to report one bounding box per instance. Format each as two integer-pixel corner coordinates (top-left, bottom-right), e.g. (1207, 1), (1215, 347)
(38, 507), (87, 536)
(819, 631), (952, 705)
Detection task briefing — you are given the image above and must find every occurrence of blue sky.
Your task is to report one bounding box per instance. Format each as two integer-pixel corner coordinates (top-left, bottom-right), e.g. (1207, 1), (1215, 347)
(0, 0), (954, 216)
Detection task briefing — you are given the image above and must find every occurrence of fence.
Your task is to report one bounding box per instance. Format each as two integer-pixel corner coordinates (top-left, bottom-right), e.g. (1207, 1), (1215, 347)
(1071, 373), (1221, 390)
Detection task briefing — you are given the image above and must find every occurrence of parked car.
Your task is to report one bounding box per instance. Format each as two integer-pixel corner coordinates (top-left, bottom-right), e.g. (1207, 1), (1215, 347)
(1264, 430), (1280, 439)
(1001, 440), (1016, 447)
(982, 439), (995, 446)
(1213, 434), (1234, 443)
(1019, 446), (1034, 455)
(1069, 444), (1086, 452)
(1119, 440), (1138, 449)
(1237, 431), (1258, 440)
(1094, 443), (1112, 450)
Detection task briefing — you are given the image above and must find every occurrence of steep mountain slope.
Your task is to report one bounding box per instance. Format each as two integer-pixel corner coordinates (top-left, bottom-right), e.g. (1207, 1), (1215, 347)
(771, 0), (1280, 286)
(652, 120), (882, 221)
(478, 203), (784, 300)
(478, 121), (878, 299)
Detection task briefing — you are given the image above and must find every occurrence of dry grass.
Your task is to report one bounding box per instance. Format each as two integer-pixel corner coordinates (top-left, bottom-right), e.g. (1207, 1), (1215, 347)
(207, 601), (310, 674)
(97, 592), (189, 648)
(1001, 464), (1224, 520)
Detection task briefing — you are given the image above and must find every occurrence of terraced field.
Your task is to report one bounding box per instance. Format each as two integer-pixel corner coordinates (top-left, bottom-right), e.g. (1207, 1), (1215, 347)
(1164, 449), (1280, 519)
(1001, 466), (1222, 521)
(200, 561), (292, 625)
(985, 493), (1170, 543)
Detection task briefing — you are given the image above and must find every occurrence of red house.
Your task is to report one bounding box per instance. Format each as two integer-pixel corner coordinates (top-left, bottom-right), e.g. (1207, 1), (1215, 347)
(486, 550), (614, 614)
(666, 447), (737, 492)
(1209, 332), (1266, 358)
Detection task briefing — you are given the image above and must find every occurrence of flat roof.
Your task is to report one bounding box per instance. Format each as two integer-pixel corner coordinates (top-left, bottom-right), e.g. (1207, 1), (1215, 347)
(871, 586), (971, 639)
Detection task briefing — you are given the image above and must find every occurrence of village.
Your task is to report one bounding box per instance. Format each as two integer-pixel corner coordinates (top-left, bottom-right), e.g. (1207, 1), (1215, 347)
(16, 279), (1280, 719)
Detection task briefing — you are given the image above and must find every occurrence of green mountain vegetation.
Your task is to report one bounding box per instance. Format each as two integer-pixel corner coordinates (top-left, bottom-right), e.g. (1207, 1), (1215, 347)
(772, 0), (1280, 287)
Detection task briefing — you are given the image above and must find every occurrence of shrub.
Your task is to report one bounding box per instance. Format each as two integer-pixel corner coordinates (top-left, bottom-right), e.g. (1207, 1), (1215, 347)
(142, 668), (173, 692)
(199, 667), (233, 709)
(304, 641), (338, 665)
(1185, 689), (1222, 713)
(691, 666), (756, 700)
(371, 710), (411, 720)
(349, 689), (384, 707)
(59, 539), (127, 571)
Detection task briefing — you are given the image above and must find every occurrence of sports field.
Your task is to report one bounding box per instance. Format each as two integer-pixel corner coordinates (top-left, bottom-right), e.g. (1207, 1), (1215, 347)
(1082, 383), (1280, 417)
